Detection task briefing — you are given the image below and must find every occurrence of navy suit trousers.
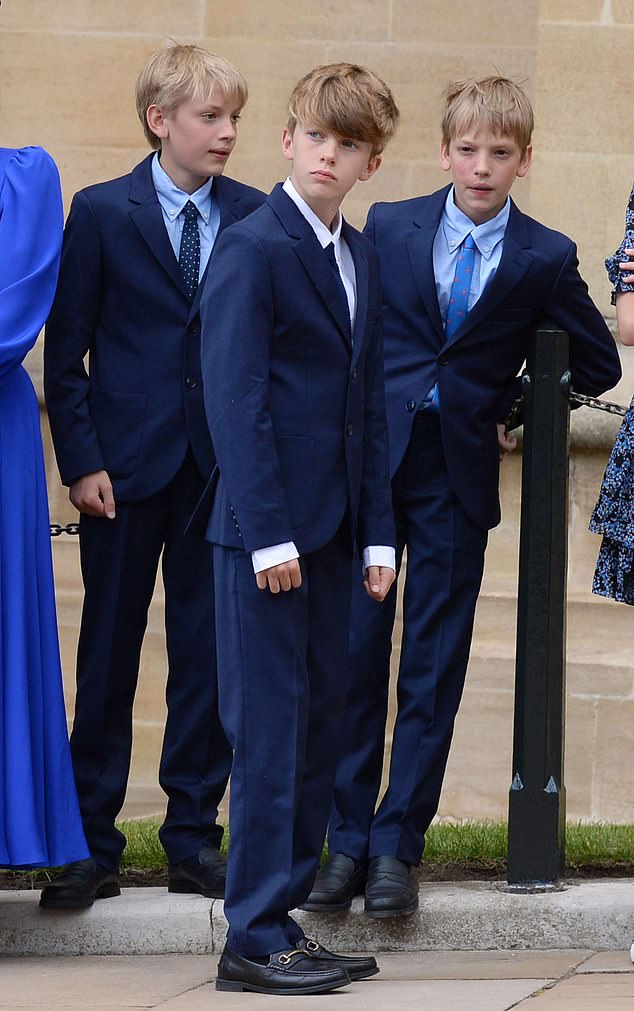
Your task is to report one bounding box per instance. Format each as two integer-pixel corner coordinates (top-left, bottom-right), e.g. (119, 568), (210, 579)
(213, 525), (352, 957)
(329, 412), (488, 866)
(71, 452), (231, 869)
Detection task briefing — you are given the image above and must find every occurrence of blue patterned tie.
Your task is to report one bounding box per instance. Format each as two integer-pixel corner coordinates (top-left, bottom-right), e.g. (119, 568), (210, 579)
(325, 242), (351, 337)
(178, 200), (200, 299)
(426, 233), (476, 411)
(445, 233), (476, 338)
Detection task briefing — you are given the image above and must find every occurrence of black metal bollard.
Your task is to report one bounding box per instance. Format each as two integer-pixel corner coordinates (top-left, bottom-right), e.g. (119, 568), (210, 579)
(506, 322), (570, 889)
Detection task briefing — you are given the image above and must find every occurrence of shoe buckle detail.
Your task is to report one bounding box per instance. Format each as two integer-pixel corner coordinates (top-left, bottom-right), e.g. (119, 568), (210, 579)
(305, 939), (321, 953)
(278, 948), (304, 965)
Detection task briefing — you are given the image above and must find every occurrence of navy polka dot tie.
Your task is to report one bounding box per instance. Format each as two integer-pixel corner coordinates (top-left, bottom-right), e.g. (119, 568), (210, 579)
(178, 200), (200, 299)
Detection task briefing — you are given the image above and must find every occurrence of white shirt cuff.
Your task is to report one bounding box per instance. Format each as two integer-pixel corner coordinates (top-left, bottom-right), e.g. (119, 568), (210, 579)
(363, 545), (396, 572)
(251, 541), (299, 574)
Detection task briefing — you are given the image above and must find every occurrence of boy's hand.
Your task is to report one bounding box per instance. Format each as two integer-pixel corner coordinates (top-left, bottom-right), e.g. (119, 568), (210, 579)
(497, 423), (517, 461)
(364, 565), (395, 601)
(256, 558), (302, 593)
(69, 470), (116, 519)
(619, 247), (634, 283)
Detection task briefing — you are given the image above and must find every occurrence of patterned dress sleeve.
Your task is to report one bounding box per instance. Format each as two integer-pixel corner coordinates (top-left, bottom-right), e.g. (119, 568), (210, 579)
(605, 182), (634, 305)
(0, 146), (64, 380)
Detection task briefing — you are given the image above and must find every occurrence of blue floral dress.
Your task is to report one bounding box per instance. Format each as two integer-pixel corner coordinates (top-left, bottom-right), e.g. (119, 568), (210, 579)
(590, 182), (634, 604)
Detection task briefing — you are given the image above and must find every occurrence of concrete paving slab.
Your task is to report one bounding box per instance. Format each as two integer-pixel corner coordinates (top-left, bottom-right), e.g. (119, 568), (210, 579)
(0, 889), (212, 956)
(0, 954), (214, 1008)
(160, 978), (550, 1011)
(577, 950), (634, 973)
(514, 972), (634, 1007)
(369, 948), (593, 979)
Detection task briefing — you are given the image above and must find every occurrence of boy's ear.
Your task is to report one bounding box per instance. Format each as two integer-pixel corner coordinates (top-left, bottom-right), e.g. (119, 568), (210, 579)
(358, 154), (382, 182)
(516, 144), (533, 178)
(439, 139), (452, 172)
(282, 127), (294, 163)
(146, 104), (169, 142)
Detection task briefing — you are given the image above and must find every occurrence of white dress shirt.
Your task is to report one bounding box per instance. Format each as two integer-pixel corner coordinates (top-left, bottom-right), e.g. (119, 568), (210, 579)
(251, 178), (395, 575)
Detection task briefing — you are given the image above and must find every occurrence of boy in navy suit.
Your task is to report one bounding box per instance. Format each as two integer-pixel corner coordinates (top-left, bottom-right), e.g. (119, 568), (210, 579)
(305, 76), (622, 919)
(199, 64), (398, 994)
(42, 44), (265, 908)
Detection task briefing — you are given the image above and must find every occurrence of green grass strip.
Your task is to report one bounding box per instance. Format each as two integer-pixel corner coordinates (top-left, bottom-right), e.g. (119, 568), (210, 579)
(114, 819), (634, 871)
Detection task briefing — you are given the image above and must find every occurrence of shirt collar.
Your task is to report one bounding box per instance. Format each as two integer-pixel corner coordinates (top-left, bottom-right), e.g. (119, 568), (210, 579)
(282, 177), (342, 250)
(442, 186), (510, 260)
(151, 152), (214, 224)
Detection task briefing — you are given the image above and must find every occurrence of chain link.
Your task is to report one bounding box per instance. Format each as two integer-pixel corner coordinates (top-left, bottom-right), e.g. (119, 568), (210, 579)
(569, 390), (630, 417)
(50, 522), (80, 537)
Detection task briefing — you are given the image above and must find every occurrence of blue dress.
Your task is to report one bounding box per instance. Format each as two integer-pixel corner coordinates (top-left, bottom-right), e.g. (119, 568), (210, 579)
(590, 182), (634, 604)
(0, 146), (88, 866)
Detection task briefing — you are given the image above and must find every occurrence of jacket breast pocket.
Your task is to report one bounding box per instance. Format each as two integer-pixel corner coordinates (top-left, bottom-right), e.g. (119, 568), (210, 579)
(88, 388), (148, 478)
(276, 435), (315, 529)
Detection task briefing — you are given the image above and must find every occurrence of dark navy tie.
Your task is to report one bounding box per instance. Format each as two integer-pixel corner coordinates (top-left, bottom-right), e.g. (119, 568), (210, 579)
(445, 233), (476, 338)
(325, 242), (351, 336)
(178, 200), (200, 299)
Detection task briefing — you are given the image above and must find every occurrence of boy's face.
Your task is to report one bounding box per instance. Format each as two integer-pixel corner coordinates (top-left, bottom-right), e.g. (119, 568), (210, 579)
(147, 90), (240, 194)
(439, 127), (532, 225)
(282, 122), (381, 228)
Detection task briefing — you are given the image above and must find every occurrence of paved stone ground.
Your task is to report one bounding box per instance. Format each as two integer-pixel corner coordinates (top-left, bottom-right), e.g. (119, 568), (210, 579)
(0, 950), (633, 1009)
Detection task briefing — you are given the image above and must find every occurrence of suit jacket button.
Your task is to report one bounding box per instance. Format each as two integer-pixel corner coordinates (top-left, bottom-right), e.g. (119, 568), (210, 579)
(346, 423), (354, 436)
(188, 323), (200, 335)
(438, 355), (449, 366)
(185, 376), (198, 389)
(406, 399), (416, 412)
(351, 368), (358, 380)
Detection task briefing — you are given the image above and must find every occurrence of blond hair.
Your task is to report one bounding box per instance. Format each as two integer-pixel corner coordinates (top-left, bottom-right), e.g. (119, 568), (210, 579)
(135, 43), (248, 150)
(441, 76), (534, 154)
(287, 63), (399, 156)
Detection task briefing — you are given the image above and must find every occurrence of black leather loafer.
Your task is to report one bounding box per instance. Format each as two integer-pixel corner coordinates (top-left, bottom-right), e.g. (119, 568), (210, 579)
(39, 858), (120, 910)
(364, 856), (419, 918)
(168, 845), (226, 898)
(300, 852), (367, 912)
(215, 943), (351, 994)
(298, 936), (379, 980)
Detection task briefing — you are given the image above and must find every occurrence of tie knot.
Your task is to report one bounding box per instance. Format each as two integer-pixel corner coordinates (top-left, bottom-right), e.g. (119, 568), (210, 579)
(463, 233), (476, 251)
(325, 241), (338, 267)
(183, 199), (198, 221)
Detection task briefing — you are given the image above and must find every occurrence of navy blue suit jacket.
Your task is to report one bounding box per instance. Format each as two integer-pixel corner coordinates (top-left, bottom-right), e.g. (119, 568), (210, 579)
(44, 154), (265, 501)
(365, 186), (622, 531)
(197, 183), (395, 557)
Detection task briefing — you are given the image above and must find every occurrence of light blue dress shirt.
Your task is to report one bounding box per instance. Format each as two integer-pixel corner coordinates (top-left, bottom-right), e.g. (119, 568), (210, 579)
(422, 187), (510, 408)
(151, 153), (220, 280)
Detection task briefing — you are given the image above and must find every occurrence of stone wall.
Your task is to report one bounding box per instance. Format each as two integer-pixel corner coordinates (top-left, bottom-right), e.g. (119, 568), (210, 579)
(5, 0), (634, 823)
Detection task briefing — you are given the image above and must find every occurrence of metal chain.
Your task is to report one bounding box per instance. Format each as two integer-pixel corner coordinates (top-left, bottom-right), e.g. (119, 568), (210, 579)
(50, 522), (80, 537)
(569, 390), (630, 417)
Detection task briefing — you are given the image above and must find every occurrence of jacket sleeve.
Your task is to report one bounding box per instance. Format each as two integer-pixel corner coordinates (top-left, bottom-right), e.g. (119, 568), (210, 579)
(200, 224), (295, 552)
(356, 255), (396, 553)
(44, 190), (106, 485)
(544, 242), (622, 397)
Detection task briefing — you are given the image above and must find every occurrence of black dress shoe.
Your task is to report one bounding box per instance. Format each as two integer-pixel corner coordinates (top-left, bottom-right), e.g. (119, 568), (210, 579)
(364, 856), (418, 918)
(215, 943), (351, 994)
(297, 936), (379, 981)
(300, 852), (367, 912)
(39, 858), (120, 910)
(168, 845), (226, 898)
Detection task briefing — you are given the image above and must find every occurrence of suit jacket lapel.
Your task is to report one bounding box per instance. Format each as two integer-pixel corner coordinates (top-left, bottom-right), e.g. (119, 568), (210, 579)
(190, 175), (244, 317)
(128, 154), (189, 299)
(268, 184), (352, 347)
(406, 187), (449, 340)
(442, 199), (533, 351)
